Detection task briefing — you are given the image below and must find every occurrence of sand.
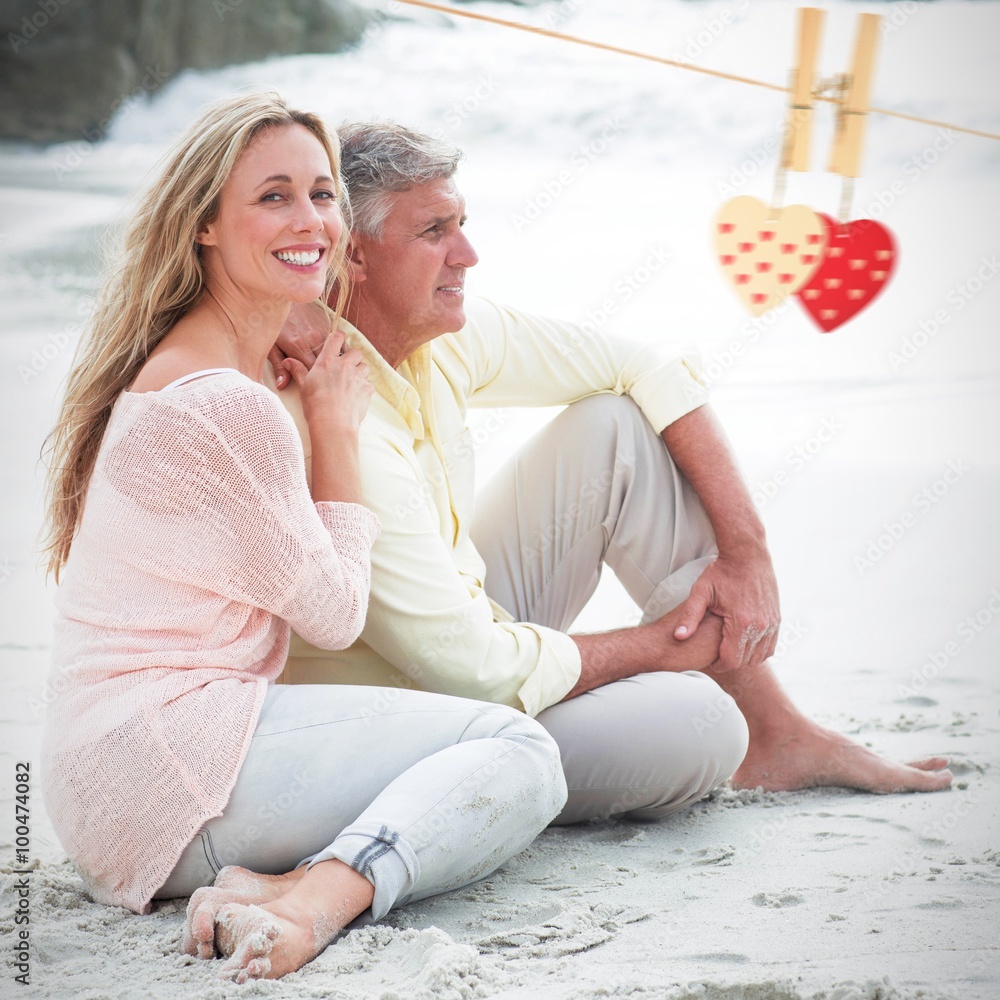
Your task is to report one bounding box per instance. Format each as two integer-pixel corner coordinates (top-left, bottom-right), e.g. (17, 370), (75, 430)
(3, 773), (997, 998)
(2, 0), (999, 995)
(3, 422), (998, 997)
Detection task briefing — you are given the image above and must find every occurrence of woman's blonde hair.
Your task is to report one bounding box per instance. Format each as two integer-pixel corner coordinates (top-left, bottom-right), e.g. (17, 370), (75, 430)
(42, 91), (350, 578)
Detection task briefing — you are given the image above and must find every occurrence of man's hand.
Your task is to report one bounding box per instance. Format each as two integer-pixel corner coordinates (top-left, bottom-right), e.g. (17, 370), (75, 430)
(672, 547), (780, 671)
(268, 300), (332, 389)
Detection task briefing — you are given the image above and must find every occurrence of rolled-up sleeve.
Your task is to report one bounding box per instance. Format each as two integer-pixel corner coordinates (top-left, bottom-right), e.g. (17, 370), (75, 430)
(449, 298), (710, 432)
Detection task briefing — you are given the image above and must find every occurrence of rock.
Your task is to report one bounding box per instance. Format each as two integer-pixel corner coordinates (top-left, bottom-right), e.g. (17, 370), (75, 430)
(0, 0), (373, 144)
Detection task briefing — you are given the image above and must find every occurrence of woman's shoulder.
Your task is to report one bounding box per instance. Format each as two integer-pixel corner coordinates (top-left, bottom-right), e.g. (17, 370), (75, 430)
(116, 371), (298, 456)
(124, 370), (282, 413)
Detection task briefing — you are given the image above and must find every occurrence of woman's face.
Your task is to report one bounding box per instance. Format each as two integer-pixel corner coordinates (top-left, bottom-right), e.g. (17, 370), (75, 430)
(196, 123), (343, 304)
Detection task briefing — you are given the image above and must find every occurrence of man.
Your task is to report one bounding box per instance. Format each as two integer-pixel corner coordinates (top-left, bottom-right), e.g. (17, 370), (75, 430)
(271, 122), (951, 823)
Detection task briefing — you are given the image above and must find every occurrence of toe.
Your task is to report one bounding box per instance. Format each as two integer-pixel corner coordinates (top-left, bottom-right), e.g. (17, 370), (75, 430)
(244, 956), (273, 980)
(907, 757), (950, 772)
(882, 762), (952, 793)
(911, 765), (952, 791)
(183, 894), (217, 959)
(218, 923), (278, 984)
(215, 904), (280, 961)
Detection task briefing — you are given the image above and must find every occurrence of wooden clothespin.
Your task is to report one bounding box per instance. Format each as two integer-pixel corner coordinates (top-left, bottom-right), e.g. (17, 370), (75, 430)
(828, 12), (881, 179)
(782, 7), (824, 173)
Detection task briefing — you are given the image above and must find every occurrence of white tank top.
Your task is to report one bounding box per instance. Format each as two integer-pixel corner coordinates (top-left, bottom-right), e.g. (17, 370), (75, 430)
(160, 368), (243, 392)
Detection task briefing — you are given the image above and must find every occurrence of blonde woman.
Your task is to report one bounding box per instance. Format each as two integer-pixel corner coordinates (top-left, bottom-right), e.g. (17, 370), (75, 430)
(40, 93), (566, 984)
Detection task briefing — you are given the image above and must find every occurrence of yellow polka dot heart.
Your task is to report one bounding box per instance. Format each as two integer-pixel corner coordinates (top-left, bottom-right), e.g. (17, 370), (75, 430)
(714, 195), (828, 316)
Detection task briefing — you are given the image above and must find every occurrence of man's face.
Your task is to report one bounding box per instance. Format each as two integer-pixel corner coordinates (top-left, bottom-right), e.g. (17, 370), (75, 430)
(353, 177), (479, 344)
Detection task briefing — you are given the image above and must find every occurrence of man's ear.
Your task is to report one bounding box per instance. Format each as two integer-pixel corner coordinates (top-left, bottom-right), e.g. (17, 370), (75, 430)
(346, 236), (367, 284)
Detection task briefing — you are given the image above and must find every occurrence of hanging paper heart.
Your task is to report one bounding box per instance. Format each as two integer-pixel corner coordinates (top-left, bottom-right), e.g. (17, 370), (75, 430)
(796, 215), (896, 332)
(715, 196), (828, 315)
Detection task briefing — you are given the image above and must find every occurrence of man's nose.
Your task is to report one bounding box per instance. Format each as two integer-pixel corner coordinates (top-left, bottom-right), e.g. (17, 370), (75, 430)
(449, 230), (479, 269)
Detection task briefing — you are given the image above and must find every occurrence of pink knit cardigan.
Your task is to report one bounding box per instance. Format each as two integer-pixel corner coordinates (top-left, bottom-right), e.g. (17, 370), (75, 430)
(40, 372), (379, 913)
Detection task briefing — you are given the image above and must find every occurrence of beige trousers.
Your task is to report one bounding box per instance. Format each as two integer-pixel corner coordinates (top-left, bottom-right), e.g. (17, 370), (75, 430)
(471, 394), (749, 824)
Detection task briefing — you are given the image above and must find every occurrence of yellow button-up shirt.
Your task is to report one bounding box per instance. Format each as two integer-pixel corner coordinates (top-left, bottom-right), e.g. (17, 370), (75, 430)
(278, 297), (709, 716)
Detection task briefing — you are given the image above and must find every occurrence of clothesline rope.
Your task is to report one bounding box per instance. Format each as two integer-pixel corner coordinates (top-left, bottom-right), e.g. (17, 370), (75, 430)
(388, 0), (1000, 143)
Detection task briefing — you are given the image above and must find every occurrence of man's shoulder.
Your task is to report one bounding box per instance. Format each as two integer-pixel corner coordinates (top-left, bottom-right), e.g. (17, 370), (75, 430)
(434, 297), (560, 356)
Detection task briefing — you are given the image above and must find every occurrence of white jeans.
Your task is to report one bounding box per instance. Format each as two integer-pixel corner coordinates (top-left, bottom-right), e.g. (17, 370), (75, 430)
(471, 394), (750, 824)
(156, 684), (566, 917)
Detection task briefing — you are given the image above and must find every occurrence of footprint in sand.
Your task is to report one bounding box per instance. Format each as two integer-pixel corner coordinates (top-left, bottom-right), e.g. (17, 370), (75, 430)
(752, 892), (804, 908)
(943, 756), (987, 776)
(895, 695), (938, 707)
(475, 902), (649, 958)
(684, 951), (750, 964)
(689, 845), (736, 866)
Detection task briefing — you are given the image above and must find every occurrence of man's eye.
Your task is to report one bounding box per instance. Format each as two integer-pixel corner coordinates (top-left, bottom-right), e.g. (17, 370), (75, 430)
(424, 226), (441, 236)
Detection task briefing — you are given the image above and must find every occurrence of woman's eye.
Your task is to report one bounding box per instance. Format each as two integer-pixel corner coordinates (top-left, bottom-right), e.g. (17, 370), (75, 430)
(312, 190), (336, 201)
(260, 192), (283, 202)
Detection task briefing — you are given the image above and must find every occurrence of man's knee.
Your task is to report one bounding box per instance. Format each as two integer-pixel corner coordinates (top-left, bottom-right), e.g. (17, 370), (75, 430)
(541, 672), (747, 824)
(557, 394), (661, 502)
(617, 672), (747, 822)
(563, 393), (648, 443)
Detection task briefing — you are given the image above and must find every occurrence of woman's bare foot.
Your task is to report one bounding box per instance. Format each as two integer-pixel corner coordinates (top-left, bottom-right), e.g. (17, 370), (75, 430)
(214, 903), (304, 983)
(183, 865), (306, 959)
(732, 719), (953, 793)
(214, 859), (374, 982)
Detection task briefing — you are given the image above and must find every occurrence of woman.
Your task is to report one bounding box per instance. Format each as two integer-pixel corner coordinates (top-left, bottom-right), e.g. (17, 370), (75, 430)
(39, 92), (566, 984)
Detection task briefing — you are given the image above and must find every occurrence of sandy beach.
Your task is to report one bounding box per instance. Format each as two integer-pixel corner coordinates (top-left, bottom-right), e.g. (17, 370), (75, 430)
(1, 0), (998, 996)
(3, 382), (996, 999)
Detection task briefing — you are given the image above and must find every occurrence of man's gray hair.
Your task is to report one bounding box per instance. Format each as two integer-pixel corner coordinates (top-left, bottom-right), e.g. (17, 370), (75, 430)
(337, 121), (463, 239)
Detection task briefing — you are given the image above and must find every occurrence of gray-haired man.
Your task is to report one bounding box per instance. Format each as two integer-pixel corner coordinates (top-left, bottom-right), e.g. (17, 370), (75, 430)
(271, 122), (951, 823)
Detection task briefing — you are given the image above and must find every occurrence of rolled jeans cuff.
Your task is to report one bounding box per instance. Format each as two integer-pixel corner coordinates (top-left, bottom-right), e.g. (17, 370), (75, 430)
(298, 823), (420, 920)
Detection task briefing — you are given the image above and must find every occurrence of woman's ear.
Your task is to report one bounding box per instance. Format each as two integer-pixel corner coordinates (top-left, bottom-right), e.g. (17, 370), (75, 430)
(195, 219), (218, 247)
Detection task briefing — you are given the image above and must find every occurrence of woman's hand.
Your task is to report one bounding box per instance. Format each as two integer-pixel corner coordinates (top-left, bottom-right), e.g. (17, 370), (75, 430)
(284, 328), (372, 435)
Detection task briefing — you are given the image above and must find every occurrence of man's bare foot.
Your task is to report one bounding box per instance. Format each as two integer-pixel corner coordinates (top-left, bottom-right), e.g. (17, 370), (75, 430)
(705, 658), (953, 795)
(213, 859), (374, 982)
(183, 866), (306, 959)
(732, 718), (953, 793)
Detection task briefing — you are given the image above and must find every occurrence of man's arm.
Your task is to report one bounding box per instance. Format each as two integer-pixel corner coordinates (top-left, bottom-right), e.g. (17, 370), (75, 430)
(562, 404), (779, 697)
(268, 301), (331, 389)
(660, 404), (780, 670)
(565, 606), (725, 699)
